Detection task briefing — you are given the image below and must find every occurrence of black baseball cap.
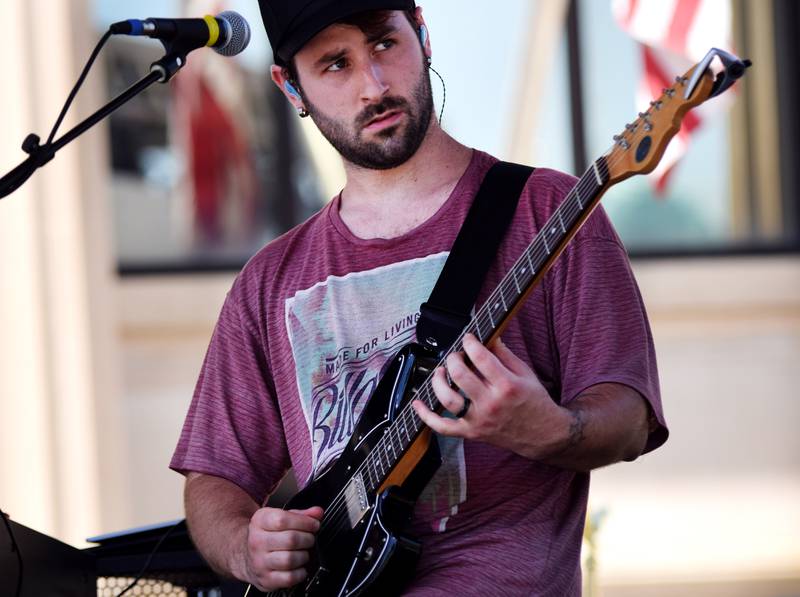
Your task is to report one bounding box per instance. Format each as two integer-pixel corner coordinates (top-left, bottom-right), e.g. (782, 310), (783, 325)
(259, 0), (417, 65)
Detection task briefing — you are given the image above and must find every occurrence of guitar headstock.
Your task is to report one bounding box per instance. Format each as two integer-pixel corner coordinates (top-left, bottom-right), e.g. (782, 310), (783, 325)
(605, 63), (716, 184)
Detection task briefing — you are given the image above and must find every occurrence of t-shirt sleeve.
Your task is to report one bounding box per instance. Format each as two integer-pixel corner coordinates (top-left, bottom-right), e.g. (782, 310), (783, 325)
(544, 203), (668, 454)
(169, 279), (291, 503)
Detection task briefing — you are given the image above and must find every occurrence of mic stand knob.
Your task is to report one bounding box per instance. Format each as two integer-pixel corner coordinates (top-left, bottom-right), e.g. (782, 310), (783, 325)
(21, 134), (55, 167)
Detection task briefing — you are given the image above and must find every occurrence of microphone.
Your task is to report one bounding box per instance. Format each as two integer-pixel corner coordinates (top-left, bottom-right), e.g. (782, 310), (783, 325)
(110, 11), (251, 57)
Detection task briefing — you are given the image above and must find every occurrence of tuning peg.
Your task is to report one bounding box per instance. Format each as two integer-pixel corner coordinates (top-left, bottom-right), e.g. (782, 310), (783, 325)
(613, 134), (630, 149)
(636, 111), (653, 131)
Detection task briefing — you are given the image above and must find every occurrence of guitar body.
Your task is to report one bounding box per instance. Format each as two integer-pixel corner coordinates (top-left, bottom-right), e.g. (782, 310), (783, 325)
(252, 343), (443, 597)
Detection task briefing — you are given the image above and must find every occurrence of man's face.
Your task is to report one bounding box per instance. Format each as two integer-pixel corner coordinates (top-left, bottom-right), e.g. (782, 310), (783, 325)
(291, 11), (433, 170)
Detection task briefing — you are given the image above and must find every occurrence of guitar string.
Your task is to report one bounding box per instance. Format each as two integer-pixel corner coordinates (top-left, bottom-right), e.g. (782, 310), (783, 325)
(284, 79), (688, 554)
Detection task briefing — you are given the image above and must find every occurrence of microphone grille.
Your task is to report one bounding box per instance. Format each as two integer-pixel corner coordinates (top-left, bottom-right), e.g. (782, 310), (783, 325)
(215, 11), (251, 57)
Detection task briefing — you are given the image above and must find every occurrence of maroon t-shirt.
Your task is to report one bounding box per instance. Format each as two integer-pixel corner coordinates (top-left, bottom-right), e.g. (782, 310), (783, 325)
(171, 150), (666, 595)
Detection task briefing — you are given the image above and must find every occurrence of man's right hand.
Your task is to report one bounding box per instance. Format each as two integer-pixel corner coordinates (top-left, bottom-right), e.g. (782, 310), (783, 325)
(245, 506), (324, 592)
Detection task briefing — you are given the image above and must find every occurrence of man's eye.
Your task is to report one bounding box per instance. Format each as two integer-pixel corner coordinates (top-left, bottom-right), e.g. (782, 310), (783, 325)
(326, 58), (347, 72)
(375, 39), (395, 51)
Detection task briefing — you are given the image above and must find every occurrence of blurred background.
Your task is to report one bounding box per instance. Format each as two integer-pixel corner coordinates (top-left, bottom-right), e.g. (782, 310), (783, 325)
(0, 0), (798, 595)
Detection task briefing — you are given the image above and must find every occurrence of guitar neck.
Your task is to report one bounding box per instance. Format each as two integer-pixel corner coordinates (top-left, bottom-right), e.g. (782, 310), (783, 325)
(357, 157), (611, 495)
(457, 157), (611, 346)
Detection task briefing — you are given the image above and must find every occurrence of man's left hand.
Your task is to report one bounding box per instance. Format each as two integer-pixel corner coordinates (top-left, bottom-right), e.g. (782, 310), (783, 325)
(412, 333), (573, 460)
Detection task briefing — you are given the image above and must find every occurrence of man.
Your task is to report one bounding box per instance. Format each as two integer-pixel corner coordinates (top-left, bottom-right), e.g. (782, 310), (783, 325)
(170, 1), (667, 594)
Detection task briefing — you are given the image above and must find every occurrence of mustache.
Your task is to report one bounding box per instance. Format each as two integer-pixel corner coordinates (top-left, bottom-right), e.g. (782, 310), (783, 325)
(355, 96), (410, 128)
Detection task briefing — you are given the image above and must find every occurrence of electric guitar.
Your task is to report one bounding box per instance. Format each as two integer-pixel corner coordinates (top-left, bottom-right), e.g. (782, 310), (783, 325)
(246, 49), (750, 597)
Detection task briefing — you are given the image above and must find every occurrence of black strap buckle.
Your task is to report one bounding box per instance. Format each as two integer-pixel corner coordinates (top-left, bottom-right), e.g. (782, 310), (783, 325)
(417, 302), (471, 352)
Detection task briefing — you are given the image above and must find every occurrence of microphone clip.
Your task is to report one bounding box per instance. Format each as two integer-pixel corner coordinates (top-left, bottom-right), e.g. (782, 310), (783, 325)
(150, 53), (188, 84)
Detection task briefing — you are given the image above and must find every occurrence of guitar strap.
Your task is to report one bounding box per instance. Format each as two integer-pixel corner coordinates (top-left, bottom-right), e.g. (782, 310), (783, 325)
(416, 161), (535, 352)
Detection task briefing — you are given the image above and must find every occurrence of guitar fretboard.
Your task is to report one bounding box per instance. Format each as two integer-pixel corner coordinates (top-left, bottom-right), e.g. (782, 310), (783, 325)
(358, 157), (610, 494)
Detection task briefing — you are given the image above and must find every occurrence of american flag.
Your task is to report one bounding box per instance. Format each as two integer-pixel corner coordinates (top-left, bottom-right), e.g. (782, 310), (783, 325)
(612, 0), (734, 193)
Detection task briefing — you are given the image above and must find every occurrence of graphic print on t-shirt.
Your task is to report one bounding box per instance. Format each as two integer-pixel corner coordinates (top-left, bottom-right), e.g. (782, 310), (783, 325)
(285, 252), (467, 531)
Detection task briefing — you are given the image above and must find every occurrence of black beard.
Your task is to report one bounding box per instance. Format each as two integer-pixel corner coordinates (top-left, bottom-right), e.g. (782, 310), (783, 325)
(304, 66), (434, 170)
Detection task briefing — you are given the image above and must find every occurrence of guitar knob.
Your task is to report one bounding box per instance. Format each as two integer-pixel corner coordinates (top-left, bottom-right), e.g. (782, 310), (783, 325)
(357, 546), (375, 561)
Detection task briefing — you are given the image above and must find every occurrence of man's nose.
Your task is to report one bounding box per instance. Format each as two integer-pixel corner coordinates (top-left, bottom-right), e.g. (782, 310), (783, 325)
(359, 60), (389, 103)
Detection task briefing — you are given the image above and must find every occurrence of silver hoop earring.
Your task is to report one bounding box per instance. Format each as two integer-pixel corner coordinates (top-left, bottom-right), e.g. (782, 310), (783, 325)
(298, 107), (309, 118)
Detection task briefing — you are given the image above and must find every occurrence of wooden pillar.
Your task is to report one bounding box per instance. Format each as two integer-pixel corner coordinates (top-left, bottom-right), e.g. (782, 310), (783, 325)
(508, 0), (571, 164)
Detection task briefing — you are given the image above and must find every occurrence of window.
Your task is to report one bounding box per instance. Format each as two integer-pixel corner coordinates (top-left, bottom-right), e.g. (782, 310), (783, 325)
(93, 1), (323, 273)
(571, 0), (799, 255)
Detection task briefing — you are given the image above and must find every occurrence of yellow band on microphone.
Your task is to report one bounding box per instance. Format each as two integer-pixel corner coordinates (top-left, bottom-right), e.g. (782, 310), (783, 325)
(204, 14), (220, 47)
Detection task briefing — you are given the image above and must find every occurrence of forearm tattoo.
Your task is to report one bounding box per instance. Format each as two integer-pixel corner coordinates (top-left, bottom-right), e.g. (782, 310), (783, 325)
(565, 405), (587, 451)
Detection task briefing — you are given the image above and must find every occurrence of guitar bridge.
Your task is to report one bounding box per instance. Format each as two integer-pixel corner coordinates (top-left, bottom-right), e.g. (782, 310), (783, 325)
(344, 473), (370, 527)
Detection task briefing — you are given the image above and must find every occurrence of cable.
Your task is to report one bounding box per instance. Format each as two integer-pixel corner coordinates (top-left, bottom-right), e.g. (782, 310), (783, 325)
(0, 508), (23, 597)
(429, 64), (446, 125)
(1, 27), (122, 201)
(115, 520), (183, 597)
(46, 29), (113, 145)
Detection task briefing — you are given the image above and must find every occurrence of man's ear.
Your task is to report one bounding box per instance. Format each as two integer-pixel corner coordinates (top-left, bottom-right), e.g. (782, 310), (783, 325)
(270, 65), (306, 113)
(412, 6), (432, 61)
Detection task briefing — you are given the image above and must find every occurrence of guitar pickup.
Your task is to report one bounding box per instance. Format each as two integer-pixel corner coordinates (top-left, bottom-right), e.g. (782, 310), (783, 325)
(344, 473), (370, 527)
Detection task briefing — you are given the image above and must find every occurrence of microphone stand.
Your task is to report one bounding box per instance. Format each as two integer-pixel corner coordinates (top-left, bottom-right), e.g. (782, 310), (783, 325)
(0, 52), (186, 200)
